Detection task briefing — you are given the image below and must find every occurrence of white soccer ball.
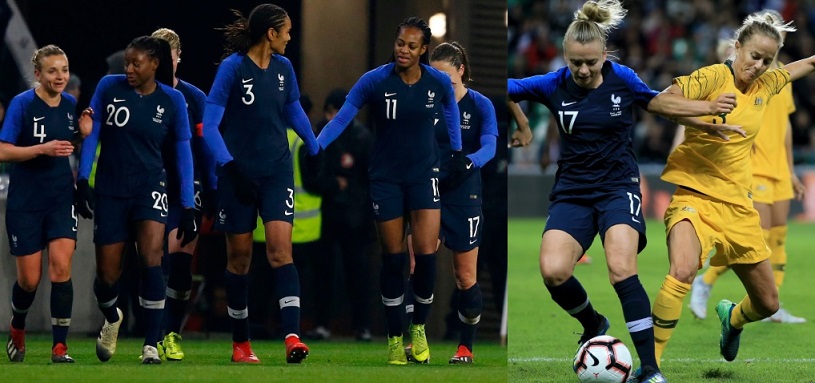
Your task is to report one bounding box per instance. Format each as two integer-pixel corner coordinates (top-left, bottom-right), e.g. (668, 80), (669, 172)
(573, 335), (633, 382)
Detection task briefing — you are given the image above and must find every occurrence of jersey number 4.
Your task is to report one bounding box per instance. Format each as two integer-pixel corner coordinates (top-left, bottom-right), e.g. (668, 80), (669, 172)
(33, 121), (46, 143)
(557, 110), (578, 134)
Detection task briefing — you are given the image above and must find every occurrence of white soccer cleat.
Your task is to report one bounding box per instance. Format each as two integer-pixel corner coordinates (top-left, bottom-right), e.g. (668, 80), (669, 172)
(762, 306), (806, 324)
(689, 277), (712, 319)
(141, 345), (161, 364)
(96, 308), (123, 362)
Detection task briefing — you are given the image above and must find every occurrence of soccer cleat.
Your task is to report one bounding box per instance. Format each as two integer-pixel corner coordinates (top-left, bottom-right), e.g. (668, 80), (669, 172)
(449, 345), (473, 364)
(404, 343), (415, 362)
(141, 345), (161, 364)
(96, 308), (123, 362)
(6, 323), (26, 362)
(409, 323), (430, 363)
(576, 254), (592, 265)
(716, 299), (742, 362)
(628, 366), (667, 382)
(578, 313), (610, 346)
(161, 332), (185, 361)
(387, 335), (407, 365)
(762, 306), (806, 324)
(51, 343), (75, 363)
(285, 335), (309, 364)
(231, 341), (260, 363)
(689, 277), (712, 319)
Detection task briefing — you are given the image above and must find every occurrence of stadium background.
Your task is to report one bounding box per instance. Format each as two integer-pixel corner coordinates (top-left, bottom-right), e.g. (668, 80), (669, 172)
(0, 0), (508, 345)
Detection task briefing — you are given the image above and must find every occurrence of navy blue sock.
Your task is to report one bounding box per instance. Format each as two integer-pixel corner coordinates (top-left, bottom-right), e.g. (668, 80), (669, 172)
(458, 283), (483, 351)
(546, 276), (600, 333)
(614, 275), (658, 370)
(225, 270), (249, 342)
(274, 263), (301, 337)
(140, 266), (166, 347)
(93, 278), (120, 323)
(411, 253), (436, 325)
(403, 275), (414, 334)
(50, 280), (73, 346)
(10, 282), (36, 330)
(380, 253), (406, 337)
(164, 252), (192, 334)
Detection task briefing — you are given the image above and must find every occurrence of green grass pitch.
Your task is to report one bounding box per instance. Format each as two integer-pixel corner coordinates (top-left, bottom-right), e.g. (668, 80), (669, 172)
(508, 219), (815, 383)
(1, 337), (506, 383)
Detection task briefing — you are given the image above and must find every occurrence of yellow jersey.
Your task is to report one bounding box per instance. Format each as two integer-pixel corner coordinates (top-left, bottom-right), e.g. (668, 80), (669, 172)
(752, 62), (795, 180)
(662, 63), (790, 208)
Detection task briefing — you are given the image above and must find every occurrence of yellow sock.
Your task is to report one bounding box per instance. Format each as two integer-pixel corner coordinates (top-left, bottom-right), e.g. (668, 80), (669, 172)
(769, 226), (787, 291)
(702, 265), (730, 285)
(730, 295), (761, 329)
(652, 275), (691, 366)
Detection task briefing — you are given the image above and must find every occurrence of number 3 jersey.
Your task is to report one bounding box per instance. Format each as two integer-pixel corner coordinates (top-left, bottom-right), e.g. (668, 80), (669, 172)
(508, 61), (658, 200)
(0, 90), (77, 211)
(344, 62), (459, 182)
(80, 75), (192, 204)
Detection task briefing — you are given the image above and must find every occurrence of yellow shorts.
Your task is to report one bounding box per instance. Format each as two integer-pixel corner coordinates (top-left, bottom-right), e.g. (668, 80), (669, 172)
(663, 188), (770, 268)
(752, 174), (793, 205)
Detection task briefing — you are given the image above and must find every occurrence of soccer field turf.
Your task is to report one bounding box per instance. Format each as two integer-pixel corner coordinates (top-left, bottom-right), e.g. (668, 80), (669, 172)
(508, 219), (815, 383)
(0, 337), (506, 383)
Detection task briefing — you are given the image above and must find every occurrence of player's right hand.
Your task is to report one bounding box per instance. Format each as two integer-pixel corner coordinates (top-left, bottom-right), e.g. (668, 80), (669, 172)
(43, 140), (74, 157)
(74, 179), (94, 219)
(509, 126), (533, 148)
(710, 93), (737, 115)
(223, 161), (256, 205)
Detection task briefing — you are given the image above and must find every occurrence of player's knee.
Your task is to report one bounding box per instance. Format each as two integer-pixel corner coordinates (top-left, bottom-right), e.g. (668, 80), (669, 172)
(454, 270), (476, 290)
(49, 265), (72, 283)
(17, 277), (39, 292)
(541, 268), (571, 287)
(668, 265), (696, 284)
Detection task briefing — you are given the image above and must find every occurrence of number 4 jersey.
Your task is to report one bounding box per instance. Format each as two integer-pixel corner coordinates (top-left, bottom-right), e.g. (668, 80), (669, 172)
(508, 61), (658, 200)
(0, 90), (77, 211)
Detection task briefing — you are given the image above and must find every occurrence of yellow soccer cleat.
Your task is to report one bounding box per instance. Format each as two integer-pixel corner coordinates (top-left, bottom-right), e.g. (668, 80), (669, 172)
(161, 332), (185, 361)
(409, 324), (430, 363)
(387, 335), (407, 365)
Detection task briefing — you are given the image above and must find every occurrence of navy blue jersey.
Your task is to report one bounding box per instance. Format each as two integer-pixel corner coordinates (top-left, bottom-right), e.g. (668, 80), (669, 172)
(0, 90), (77, 211)
(436, 88), (498, 206)
(508, 61), (657, 200)
(345, 63), (459, 182)
(206, 53), (299, 177)
(164, 79), (208, 200)
(79, 75), (193, 207)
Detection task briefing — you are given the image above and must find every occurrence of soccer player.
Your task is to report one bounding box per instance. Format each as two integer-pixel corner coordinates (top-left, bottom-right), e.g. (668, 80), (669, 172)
(75, 36), (198, 364)
(650, 12), (815, 366)
(150, 27), (212, 361)
(2, 45), (92, 363)
(200, 4), (319, 364)
(687, 10), (807, 324)
(317, 17), (464, 365)
(429, 42), (498, 364)
(507, 1), (740, 381)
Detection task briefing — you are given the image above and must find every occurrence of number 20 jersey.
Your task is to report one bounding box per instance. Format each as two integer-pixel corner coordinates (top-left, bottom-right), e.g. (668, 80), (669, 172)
(508, 61), (658, 200)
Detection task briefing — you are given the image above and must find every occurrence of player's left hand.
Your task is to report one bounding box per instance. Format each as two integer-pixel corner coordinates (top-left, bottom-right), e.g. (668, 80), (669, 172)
(78, 107), (94, 138)
(709, 93), (737, 115)
(510, 126), (533, 147)
(305, 147), (324, 177)
(792, 172), (806, 201)
(177, 208), (198, 247)
(441, 155), (474, 194)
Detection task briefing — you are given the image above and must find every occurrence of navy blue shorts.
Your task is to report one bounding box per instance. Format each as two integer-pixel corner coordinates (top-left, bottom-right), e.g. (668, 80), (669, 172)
(544, 189), (646, 253)
(370, 169), (441, 222)
(440, 204), (482, 252)
(94, 174), (168, 245)
(6, 200), (77, 256)
(215, 172), (294, 234)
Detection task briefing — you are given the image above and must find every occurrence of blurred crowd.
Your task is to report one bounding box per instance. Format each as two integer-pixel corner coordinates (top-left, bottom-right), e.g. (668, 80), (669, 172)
(508, 0), (815, 168)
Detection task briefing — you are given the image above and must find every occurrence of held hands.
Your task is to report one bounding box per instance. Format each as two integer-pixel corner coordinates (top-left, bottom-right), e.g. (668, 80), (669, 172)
(709, 93), (737, 115)
(74, 179), (94, 219)
(792, 173), (806, 201)
(223, 161), (256, 205)
(305, 147), (324, 177)
(176, 208), (199, 247)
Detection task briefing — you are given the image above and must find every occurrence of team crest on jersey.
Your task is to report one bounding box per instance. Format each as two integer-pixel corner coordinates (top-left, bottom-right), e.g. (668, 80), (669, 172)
(67, 113), (75, 131)
(461, 111), (471, 130)
(11, 234), (17, 248)
(753, 97), (764, 110)
(278, 73), (285, 91)
(153, 105), (165, 124)
(218, 209), (227, 225)
(372, 202), (380, 216)
(426, 90), (435, 109)
(610, 94), (622, 117)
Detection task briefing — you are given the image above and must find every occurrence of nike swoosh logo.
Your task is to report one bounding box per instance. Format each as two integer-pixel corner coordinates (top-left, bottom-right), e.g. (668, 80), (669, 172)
(113, 98), (125, 102)
(434, 118), (439, 125)
(284, 299), (295, 304)
(588, 350), (600, 366)
(632, 217), (641, 223)
(466, 163), (473, 170)
(33, 116), (45, 121)
(561, 101), (576, 106)
(433, 197), (440, 202)
(284, 211), (294, 216)
(242, 78), (253, 83)
(469, 239), (477, 245)
(385, 92), (397, 97)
